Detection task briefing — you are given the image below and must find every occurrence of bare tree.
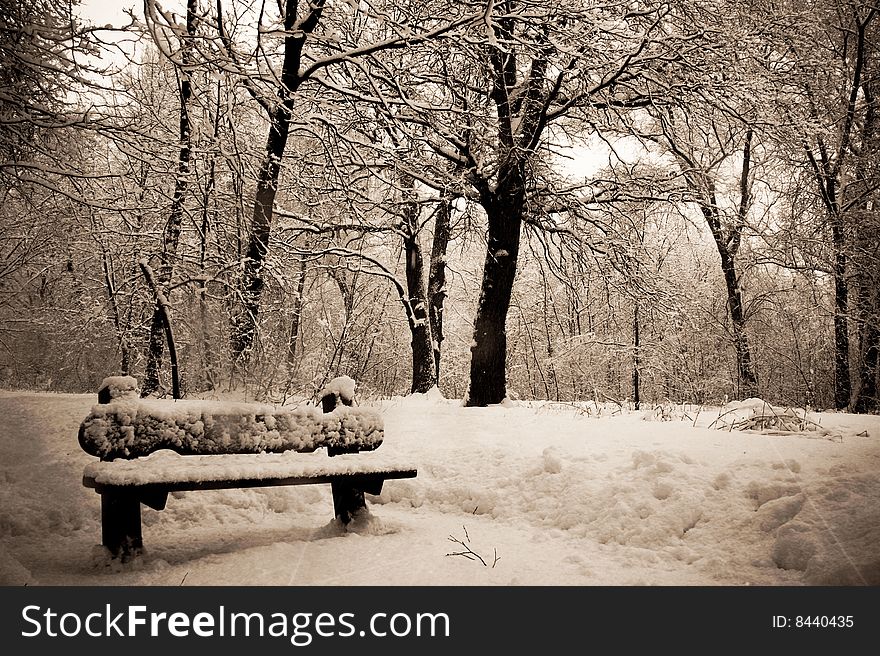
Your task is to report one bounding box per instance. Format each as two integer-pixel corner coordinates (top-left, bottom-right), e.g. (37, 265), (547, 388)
(324, 1), (681, 405)
(141, 0), (198, 396)
(214, 0), (482, 363)
(647, 112), (760, 399)
(791, 2), (877, 408)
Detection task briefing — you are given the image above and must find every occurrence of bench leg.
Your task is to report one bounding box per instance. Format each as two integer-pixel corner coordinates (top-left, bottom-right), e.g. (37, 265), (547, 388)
(331, 481), (366, 524)
(331, 476), (386, 524)
(100, 489), (143, 560)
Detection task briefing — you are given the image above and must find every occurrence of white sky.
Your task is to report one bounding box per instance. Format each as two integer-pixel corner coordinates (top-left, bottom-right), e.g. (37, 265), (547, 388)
(77, 0), (139, 27)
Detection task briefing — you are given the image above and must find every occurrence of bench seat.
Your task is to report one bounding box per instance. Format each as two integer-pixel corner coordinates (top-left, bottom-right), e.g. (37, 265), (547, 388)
(83, 450), (417, 489)
(83, 451), (417, 560)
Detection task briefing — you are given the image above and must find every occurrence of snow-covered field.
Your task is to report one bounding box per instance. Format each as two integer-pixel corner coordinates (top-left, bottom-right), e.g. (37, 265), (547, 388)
(1, 389), (879, 586)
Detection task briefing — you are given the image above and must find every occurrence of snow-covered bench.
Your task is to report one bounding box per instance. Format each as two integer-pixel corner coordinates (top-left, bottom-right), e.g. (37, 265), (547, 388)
(78, 376), (417, 560)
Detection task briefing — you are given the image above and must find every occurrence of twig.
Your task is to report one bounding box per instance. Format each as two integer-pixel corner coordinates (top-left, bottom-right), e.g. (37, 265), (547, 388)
(444, 526), (498, 568)
(446, 535), (487, 566)
(692, 404), (703, 427)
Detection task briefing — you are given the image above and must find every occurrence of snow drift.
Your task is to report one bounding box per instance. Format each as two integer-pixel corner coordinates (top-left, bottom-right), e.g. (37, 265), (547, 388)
(1, 390), (878, 586)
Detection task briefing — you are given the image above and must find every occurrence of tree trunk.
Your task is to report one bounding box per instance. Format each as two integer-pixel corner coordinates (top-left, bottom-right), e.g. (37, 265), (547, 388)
(400, 173), (437, 394)
(287, 255), (307, 376)
(723, 253), (759, 399)
(464, 11), (551, 405)
(854, 296), (880, 413)
(633, 302), (640, 410)
(229, 0), (325, 360)
(849, 64), (879, 412)
(692, 128), (759, 402)
(427, 191), (452, 383)
(466, 165), (525, 406)
(831, 221), (851, 409)
(700, 202), (759, 399)
(805, 167), (851, 410)
(229, 116), (292, 359)
(197, 76), (222, 391)
(142, 308), (168, 395)
(404, 231), (436, 393)
(140, 261), (180, 399)
(852, 238), (880, 412)
(142, 0), (195, 396)
(97, 235), (130, 375)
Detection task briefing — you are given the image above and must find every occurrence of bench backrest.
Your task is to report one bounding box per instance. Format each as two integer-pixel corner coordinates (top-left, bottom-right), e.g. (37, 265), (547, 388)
(79, 377), (384, 461)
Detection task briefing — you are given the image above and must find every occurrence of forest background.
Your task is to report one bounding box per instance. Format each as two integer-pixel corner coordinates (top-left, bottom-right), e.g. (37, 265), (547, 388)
(2, 0), (879, 415)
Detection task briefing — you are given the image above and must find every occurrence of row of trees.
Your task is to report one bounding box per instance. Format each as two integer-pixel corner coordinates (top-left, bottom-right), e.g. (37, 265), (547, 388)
(0, 0), (877, 412)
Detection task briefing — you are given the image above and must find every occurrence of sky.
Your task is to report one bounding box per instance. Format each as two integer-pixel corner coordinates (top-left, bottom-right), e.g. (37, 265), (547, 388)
(1, 387), (878, 586)
(77, 0), (138, 25)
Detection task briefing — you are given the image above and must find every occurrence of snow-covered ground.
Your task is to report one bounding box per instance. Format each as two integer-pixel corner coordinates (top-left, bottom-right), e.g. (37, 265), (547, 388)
(1, 389), (879, 586)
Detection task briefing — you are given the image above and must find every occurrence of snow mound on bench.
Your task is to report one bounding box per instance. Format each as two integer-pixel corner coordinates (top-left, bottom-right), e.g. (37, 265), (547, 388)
(319, 375), (357, 404)
(78, 398), (384, 460)
(98, 375), (140, 400)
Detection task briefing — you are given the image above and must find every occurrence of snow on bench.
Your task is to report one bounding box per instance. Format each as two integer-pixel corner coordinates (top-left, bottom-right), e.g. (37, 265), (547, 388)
(78, 376), (417, 560)
(79, 389), (384, 460)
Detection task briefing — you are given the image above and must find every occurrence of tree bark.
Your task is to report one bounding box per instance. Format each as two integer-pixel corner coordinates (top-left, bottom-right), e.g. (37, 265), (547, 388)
(805, 160), (851, 410)
(854, 275), (880, 413)
(466, 162), (526, 406)
(688, 128), (759, 400)
(404, 231), (436, 393)
(197, 76), (223, 391)
(286, 254), (307, 376)
(725, 254), (759, 399)
(140, 260), (180, 399)
(702, 203), (759, 399)
(830, 219), (852, 409)
(801, 9), (874, 409)
(849, 62), (879, 413)
(465, 11), (538, 406)
(427, 191), (452, 383)
(633, 302), (640, 410)
(229, 0), (326, 360)
(229, 141), (287, 358)
(142, 0), (196, 396)
(400, 174), (437, 393)
(96, 231), (130, 375)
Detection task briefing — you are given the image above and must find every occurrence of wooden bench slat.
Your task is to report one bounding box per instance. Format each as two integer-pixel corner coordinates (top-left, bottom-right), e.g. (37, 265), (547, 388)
(83, 468), (418, 494)
(82, 451), (417, 487)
